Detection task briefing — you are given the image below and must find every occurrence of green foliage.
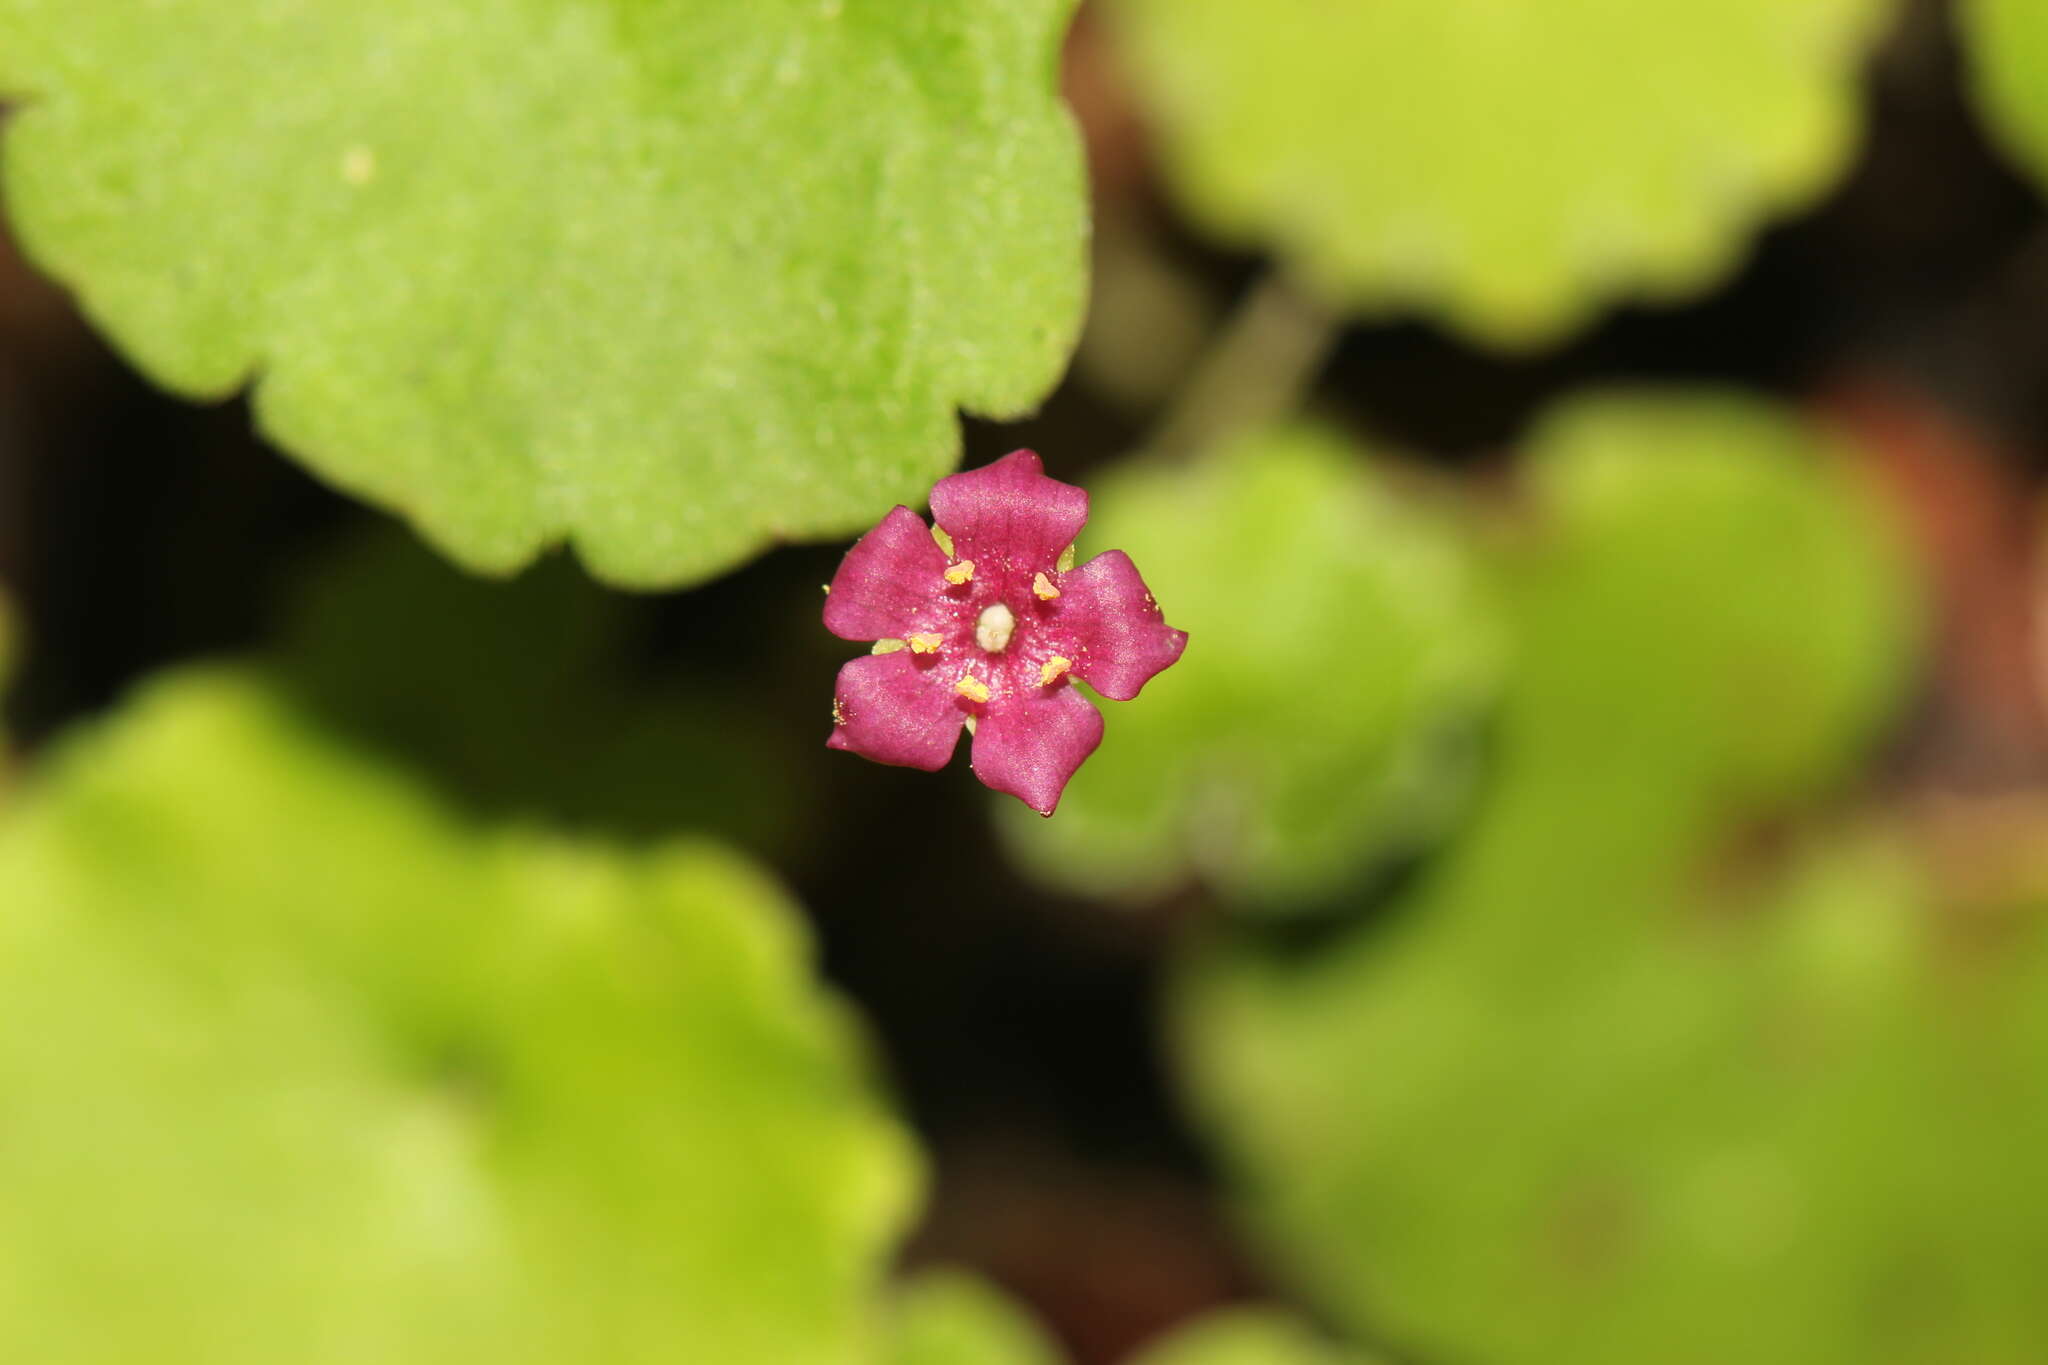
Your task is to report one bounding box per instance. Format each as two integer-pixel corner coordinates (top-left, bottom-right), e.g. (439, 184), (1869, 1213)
(1503, 391), (1914, 828)
(1108, 0), (1888, 347)
(881, 1274), (1372, 1365)
(1961, 0), (2048, 191)
(0, 0), (1086, 587)
(0, 669), (918, 1364)
(1000, 425), (1499, 913)
(1175, 394), (1942, 1365)
(273, 529), (811, 851)
(883, 1271), (1064, 1365)
(0, 589), (14, 785)
(1128, 1308), (1381, 1365)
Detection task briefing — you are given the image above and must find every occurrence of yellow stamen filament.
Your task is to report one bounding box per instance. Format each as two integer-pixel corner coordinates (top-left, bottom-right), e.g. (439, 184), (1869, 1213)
(871, 638), (907, 655)
(1033, 572), (1060, 600)
(944, 560), (975, 585)
(931, 525), (955, 556)
(1057, 543), (1076, 572)
(955, 674), (991, 704)
(908, 633), (944, 654)
(1040, 656), (1071, 687)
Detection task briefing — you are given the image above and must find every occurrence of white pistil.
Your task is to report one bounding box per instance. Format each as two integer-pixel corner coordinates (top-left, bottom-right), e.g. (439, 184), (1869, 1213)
(975, 602), (1016, 653)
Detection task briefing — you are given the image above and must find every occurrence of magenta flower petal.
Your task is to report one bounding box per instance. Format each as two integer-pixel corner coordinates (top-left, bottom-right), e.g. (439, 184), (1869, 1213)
(1054, 550), (1190, 701)
(969, 684), (1105, 817)
(929, 450), (1089, 569)
(824, 450), (1184, 812)
(823, 504), (951, 642)
(827, 651), (965, 771)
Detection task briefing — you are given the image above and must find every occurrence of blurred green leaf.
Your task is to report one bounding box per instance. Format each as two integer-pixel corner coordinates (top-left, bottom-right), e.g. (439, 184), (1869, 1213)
(274, 529), (811, 851)
(0, 588), (15, 786)
(1128, 1308), (1382, 1365)
(0, 669), (918, 1363)
(998, 425), (1499, 914)
(1503, 391), (1914, 840)
(1108, 0), (1888, 347)
(881, 1275), (1371, 1365)
(0, 0), (1085, 587)
(1961, 0), (2048, 193)
(884, 1271), (1064, 1365)
(1176, 394), (1944, 1365)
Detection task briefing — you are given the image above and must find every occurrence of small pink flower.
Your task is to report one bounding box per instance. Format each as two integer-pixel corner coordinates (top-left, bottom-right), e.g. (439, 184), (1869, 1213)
(823, 450), (1188, 815)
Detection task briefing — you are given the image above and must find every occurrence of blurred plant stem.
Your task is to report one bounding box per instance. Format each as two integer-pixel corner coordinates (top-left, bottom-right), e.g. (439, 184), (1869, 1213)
(1145, 272), (1339, 461)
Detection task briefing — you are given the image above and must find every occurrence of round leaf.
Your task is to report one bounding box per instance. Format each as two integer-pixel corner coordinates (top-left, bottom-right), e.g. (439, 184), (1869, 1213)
(0, 669), (919, 1363)
(1108, 0), (1889, 347)
(1174, 395), (1937, 1365)
(998, 426), (1500, 914)
(0, 0), (1087, 586)
(1960, 0), (2048, 194)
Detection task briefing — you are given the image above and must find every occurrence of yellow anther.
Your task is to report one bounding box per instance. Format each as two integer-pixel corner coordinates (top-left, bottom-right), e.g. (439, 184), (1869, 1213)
(944, 560), (976, 585)
(1033, 571), (1060, 600)
(1039, 656), (1071, 687)
(908, 633), (944, 654)
(931, 525), (955, 556)
(955, 674), (991, 704)
(831, 698), (847, 725)
(871, 638), (907, 655)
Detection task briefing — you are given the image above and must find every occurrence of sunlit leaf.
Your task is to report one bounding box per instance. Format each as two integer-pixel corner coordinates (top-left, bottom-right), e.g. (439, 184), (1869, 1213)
(884, 1271), (1063, 1365)
(998, 425), (1500, 914)
(0, 0), (1086, 587)
(1108, 0), (1889, 347)
(1176, 395), (1939, 1365)
(0, 669), (919, 1363)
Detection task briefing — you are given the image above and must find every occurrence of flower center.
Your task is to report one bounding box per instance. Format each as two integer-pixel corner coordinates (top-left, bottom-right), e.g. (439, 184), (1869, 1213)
(975, 602), (1016, 653)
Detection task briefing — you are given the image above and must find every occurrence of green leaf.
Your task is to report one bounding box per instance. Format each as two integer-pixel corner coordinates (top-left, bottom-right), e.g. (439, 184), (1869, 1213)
(1960, 0), (2048, 192)
(0, 0), (1087, 587)
(1175, 395), (1936, 1365)
(883, 1271), (1064, 1365)
(272, 528), (814, 851)
(1107, 0), (1888, 347)
(998, 425), (1500, 914)
(1502, 391), (1915, 833)
(1128, 1308), (1383, 1365)
(0, 669), (919, 1363)
(1178, 826), (2048, 1365)
(0, 588), (15, 786)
